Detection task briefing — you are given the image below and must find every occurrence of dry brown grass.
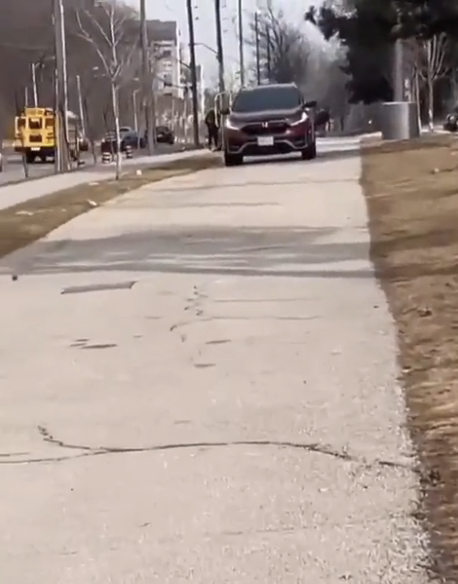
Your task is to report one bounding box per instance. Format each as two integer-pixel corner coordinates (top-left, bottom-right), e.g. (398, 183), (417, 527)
(0, 155), (220, 260)
(362, 134), (458, 582)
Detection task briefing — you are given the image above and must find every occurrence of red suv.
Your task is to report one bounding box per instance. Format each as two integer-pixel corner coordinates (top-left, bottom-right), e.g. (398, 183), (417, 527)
(222, 83), (319, 167)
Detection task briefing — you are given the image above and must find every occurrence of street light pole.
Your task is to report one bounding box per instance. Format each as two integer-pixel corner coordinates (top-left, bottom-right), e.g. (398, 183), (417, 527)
(237, 0), (244, 87)
(140, 0), (154, 154)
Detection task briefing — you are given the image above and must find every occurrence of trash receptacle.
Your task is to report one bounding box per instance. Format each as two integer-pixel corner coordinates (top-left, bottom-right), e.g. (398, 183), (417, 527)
(381, 102), (420, 140)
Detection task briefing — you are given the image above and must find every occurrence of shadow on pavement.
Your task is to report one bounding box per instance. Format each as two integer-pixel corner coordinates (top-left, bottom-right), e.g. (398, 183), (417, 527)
(0, 226), (373, 279)
(242, 145), (360, 167)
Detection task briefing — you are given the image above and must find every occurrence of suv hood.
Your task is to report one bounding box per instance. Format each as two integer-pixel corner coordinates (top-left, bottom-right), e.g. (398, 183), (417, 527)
(229, 107), (304, 123)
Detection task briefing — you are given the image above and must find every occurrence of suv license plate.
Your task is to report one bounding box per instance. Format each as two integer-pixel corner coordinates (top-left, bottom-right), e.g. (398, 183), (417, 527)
(257, 136), (274, 146)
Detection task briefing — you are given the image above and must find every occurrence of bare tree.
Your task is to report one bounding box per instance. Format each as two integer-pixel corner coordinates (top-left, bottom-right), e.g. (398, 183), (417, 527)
(249, 9), (311, 88)
(408, 34), (449, 130)
(75, 0), (138, 178)
(0, 0), (141, 151)
(0, 0), (54, 136)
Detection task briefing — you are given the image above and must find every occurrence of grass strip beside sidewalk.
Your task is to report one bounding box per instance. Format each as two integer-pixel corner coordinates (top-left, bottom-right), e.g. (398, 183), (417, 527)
(0, 155), (220, 260)
(362, 135), (458, 581)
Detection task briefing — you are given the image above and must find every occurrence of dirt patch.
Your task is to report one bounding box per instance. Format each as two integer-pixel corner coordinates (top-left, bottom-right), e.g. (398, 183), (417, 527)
(0, 155), (220, 260)
(361, 134), (458, 581)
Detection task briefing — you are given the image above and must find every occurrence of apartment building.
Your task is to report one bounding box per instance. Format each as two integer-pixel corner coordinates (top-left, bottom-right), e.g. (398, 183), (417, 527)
(195, 64), (205, 117)
(148, 20), (183, 99)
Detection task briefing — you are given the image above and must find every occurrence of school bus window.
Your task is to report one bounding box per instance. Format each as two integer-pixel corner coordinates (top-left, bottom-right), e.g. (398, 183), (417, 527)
(45, 118), (54, 128)
(28, 118), (42, 129)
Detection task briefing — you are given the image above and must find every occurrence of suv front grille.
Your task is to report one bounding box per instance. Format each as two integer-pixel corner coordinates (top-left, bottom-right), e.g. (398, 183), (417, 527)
(242, 121), (288, 136)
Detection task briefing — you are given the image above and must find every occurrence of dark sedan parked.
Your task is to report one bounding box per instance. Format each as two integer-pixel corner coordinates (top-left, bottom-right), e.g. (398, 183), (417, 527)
(122, 130), (144, 148)
(444, 112), (458, 132)
(100, 130), (144, 154)
(139, 126), (175, 145)
(156, 125), (175, 144)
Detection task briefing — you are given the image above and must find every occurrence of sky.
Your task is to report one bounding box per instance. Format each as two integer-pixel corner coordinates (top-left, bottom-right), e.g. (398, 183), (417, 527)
(127, 0), (323, 85)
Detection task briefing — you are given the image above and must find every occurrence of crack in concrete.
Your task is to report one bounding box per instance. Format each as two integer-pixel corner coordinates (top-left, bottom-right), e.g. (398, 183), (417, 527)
(213, 298), (316, 303)
(0, 425), (416, 472)
(143, 510), (408, 541)
(170, 314), (319, 333)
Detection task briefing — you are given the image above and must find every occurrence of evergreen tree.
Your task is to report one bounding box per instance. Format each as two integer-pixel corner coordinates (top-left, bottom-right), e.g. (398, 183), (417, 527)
(306, 0), (458, 103)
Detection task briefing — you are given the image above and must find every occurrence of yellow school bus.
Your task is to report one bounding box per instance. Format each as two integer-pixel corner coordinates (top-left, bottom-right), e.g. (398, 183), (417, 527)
(14, 107), (80, 163)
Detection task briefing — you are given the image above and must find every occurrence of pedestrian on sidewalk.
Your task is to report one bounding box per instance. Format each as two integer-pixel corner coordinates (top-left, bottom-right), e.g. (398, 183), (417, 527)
(204, 108), (219, 150)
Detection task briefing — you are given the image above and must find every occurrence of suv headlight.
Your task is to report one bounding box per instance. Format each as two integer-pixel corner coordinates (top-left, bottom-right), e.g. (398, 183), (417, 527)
(289, 112), (309, 126)
(225, 118), (240, 130)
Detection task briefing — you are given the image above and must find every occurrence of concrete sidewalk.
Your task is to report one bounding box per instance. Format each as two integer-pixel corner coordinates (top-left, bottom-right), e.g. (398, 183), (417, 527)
(0, 149), (208, 211)
(0, 144), (427, 583)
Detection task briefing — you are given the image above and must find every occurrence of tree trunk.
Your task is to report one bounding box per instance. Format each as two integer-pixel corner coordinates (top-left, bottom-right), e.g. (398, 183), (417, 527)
(83, 96), (97, 165)
(20, 134), (29, 179)
(414, 71), (422, 131)
(111, 82), (121, 180)
(427, 74), (434, 131)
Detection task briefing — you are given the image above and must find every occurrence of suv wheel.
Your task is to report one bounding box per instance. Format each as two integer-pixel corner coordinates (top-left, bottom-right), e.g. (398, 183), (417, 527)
(301, 141), (317, 160)
(224, 151), (243, 167)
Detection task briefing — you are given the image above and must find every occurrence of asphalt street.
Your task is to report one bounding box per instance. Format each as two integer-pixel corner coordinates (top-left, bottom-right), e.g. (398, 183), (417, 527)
(0, 143), (192, 185)
(0, 136), (427, 583)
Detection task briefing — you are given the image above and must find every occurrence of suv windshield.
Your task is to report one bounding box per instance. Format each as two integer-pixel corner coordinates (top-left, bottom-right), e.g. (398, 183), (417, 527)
(232, 86), (301, 113)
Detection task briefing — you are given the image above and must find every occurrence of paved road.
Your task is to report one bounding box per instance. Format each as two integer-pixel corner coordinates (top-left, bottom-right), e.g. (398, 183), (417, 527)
(0, 143), (193, 185)
(0, 137), (427, 583)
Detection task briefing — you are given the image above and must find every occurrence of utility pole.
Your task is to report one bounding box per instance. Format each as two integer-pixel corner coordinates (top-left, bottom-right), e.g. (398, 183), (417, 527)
(255, 12), (261, 85)
(214, 0), (225, 93)
(53, 0), (70, 171)
(53, 65), (60, 173)
(186, 0), (200, 146)
(237, 0), (244, 87)
(140, 0), (154, 155)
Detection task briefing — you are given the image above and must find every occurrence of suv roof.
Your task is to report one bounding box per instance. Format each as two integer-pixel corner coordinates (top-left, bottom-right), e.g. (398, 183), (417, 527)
(231, 83), (303, 114)
(238, 83), (297, 93)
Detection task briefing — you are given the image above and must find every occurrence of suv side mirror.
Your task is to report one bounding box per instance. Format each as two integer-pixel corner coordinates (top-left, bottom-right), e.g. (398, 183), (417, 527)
(304, 100), (317, 108)
(220, 107), (230, 116)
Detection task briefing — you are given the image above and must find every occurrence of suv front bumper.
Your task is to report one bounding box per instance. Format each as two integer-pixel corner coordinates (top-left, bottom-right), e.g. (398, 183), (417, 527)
(224, 124), (314, 156)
